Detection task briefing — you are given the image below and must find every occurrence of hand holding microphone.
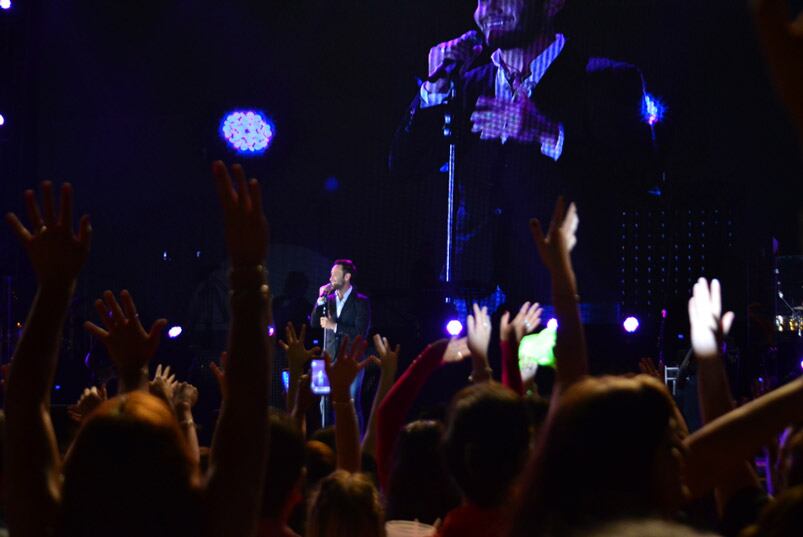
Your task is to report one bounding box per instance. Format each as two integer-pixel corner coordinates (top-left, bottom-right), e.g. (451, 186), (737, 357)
(425, 30), (484, 93)
(319, 282), (334, 298)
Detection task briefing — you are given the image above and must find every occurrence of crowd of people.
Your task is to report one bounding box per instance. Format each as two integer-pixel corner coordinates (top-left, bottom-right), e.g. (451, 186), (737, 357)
(1, 1), (803, 536)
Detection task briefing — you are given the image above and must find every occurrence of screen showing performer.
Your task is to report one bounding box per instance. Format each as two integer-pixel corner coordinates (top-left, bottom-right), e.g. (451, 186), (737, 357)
(390, 0), (657, 312)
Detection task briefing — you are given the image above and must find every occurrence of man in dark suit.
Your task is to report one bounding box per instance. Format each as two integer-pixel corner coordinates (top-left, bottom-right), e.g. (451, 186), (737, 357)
(390, 0), (657, 311)
(311, 259), (371, 427)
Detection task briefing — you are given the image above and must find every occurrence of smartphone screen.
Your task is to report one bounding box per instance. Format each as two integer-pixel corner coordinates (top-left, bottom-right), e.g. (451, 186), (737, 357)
(310, 359), (330, 395)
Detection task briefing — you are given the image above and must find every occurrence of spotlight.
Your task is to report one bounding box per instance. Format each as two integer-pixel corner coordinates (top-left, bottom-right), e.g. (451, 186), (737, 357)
(642, 93), (665, 126)
(546, 318), (558, 330)
(267, 325), (275, 337)
(220, 109), (274, 155)
(0, 113), (5, 126)
(623, 316), (640, 333)
(799, 359), (803, 371)
(167, 326), (183, 339)
(445, 319), (463, 337)
(0, 1), (11, 11)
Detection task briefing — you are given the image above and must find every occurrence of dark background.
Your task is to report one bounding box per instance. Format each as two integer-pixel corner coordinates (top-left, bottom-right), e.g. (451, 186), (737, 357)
(1, 1), (802, 409)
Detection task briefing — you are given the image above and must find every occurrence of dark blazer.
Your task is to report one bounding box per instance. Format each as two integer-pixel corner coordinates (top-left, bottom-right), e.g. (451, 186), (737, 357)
(389, 44), (657, 306)
(311, 288), (371, 359)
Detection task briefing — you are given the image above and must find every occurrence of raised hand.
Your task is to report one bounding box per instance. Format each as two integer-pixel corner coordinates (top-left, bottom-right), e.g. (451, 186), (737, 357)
(210, 351), (228, 397)
(501, 301), (543, 344)
(212, 161), (268, 269)
(373, 333), (400, 380)
(6, 182), (92, 287)
(280, 322), (320, 372)
(443, 336), (470, 364)
(688, 278), (735, 360)
(471, 96), (560, 145)
(84, 290), (167, 383)
(467, 304), (492, 360)
(529, 196), (578, 280)
(293, 374), (315, 417)
(173, 381), (199, 410)
(149, 363), (178, 408)
(324, 336), (377, 402)
(67, 385), (107, 423)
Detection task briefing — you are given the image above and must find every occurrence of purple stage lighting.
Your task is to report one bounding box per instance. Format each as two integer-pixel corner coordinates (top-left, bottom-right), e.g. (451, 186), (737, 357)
(220, 110), (274, 155)
(167, 326), (183, 339)
(0, 0), (11, 10)
(623, 316), (640, 333)
(267, 325), (275, 337)
(445, 319), (463, 336)
(546, 318), (558, 330)
(0, 114), (5, 126)
(642, 93), (665, 126)
(799, 359), (803, 371)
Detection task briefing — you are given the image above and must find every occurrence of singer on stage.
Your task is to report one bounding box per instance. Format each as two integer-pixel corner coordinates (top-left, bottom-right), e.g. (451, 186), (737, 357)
(390, 0), (657, 309)
(311, 259), (371, 427)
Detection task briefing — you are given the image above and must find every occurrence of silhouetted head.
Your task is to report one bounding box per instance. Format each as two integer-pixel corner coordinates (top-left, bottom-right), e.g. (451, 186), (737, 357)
(442, 382), (531, 508)
(60, 391), (199, 537)
(263, 411), (306, 520)
(386, 420), (461, 524)
(307, 470), (384, 537)
(509, 375), (687, 537)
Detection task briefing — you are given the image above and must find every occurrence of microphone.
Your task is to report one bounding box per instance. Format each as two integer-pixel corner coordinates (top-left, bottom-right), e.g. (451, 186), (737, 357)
(426, 30), (484, 82)
(320, 283), (334, 298)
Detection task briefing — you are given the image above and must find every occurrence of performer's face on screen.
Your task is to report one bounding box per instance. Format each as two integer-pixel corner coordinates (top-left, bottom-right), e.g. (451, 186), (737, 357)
(474, 0), (557, 50)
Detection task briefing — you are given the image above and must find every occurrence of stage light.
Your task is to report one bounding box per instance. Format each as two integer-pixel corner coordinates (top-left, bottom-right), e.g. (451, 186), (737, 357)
(445, 319), (463, 336)
(55, 384), (61, 391)
(267, 325), (275, 337)
(167, 326), (183, 339)
(220, 110), (274, 155)
(799, 358), (803, 371)
(0, 114), (5, 126)
(0, 0), (11, 11)
(324, 176), (340, 192)
(546, 318), (558, 330)
(642, 93), (665, 126)
(623, 316), (640, 333)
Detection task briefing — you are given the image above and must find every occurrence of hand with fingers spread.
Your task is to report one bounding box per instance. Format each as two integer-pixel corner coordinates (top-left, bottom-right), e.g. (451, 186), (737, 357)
(501, 301), (543, 344)
(211, 161), (269, 269)
(373, 333), (400, 381)
(688, 278), (735, 361)
(530, 196), (579, 285)
(67, 385), (107, 423)
(6, 182), (92, 287)
(149, 364), (178, 408)
(280, 323), (320, 373)
(83, 290), (167, 392)
(324, 336), (377, 402)
(470, 95), (561, 145)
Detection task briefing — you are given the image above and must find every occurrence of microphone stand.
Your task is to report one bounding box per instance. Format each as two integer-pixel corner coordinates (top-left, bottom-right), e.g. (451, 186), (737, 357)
(442, 77), (461, 304)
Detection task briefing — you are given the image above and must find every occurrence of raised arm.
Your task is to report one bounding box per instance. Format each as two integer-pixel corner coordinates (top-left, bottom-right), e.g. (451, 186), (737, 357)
(375, 337), (468, 490)
(84, 289), (167, 393)
(5, 182), (92, 537)
(500, 301), (542, 395)
(325, 335), (376, 473)
(529, 197), (587, 400)
(687, 277), (759, 507)
(467, 304), (493, 383)
(205, 161), (271, 537)
(362, 333), (400, 458)
(280, 322), (320, 411)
